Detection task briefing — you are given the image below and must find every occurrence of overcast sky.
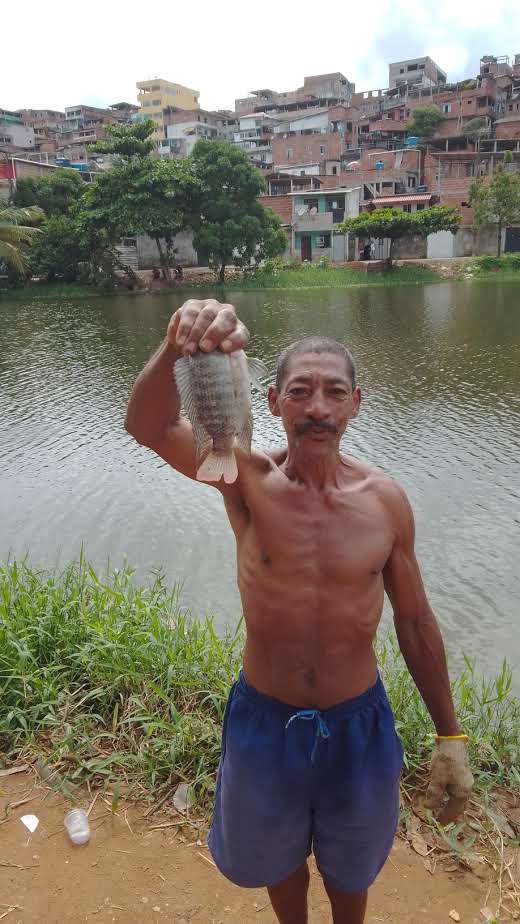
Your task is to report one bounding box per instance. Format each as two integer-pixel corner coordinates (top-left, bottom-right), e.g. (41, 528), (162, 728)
(2, 0), (518, 113)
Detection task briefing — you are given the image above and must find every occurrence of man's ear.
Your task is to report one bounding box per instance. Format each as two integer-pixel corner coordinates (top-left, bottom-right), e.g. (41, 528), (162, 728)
(350, 386), (362, 420)
(268, 384), (281, 417)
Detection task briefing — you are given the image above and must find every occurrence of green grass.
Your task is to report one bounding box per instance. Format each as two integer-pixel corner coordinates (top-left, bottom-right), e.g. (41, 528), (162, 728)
(197, 264), (441, 290)
(0, 281), (101, 300)
(1, 558), (518, 815)
(466, 253), (520, 277)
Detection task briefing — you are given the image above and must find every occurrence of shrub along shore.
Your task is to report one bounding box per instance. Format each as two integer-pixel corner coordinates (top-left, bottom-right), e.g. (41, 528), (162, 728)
(3, 256), (520, 300)
(1, 559), (519, 912)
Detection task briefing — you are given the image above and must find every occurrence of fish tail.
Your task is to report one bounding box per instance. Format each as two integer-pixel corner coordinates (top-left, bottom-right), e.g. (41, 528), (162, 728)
(196, 449), (238, 485)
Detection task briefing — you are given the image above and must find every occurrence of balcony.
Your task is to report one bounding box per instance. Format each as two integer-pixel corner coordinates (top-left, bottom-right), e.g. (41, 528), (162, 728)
(293, 211), (333, 232)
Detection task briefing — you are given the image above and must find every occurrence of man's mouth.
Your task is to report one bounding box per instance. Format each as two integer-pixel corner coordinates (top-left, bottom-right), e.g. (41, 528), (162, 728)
(295, 421), (337, 437)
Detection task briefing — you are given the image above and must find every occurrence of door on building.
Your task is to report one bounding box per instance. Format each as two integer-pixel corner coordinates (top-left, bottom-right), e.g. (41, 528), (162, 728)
(505, 227), (520, 252)
(301, 235), (312, 261)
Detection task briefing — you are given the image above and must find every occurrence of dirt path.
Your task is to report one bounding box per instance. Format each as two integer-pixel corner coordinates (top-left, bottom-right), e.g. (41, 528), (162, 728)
(0, 773), (496, 923)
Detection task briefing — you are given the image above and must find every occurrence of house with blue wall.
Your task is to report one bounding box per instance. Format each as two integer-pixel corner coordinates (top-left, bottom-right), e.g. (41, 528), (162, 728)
(291, 186), (360, 262)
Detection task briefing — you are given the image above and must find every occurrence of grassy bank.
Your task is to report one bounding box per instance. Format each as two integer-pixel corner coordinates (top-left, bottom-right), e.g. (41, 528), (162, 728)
(0, 281), (102, 300)
(211, 264), (441, 290)
(2, 559), (519, 913)
(1, 265), (440, 300)
(1, 559), (518, 806)
(466, 254), (520, 281)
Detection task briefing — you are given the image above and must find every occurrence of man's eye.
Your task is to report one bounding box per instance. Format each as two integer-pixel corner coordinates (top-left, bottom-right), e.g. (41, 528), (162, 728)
(330, 388), (347, 397)
(289, 388), (306, 397)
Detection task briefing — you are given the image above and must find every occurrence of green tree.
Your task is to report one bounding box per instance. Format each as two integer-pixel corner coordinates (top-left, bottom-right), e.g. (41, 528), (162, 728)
(337, 205), (460, 265)
(406, 106), (445, 142)
(90, 118), (156, 158)
(82, 118), (198, 283)
(190, 139), (286, 281)
(12, 168), (84, 217)
(81, 155), (198, 284)
(469, 152), (520, 256)
(462, 117), (487, 143)
(29, 214), (88, 282)
(0, 205), (44, 276)
(412, 204), (461, 237)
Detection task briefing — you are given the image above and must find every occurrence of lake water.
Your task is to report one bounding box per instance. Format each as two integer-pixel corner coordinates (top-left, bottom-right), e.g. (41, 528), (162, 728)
(1, 282), (519, 683)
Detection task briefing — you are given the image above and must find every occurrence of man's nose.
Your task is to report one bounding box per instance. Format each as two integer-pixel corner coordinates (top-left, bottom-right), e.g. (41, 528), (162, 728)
(305, 391), (330, 418)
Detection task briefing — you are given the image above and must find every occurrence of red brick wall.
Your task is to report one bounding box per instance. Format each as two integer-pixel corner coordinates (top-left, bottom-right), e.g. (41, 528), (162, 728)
(259, 194), (292, 225)
(496, 117), (520, 139)
(272, 132), (342, 167)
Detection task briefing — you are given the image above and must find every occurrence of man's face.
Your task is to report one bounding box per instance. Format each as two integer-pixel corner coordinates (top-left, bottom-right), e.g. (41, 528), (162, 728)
(268, 352), (361, 453)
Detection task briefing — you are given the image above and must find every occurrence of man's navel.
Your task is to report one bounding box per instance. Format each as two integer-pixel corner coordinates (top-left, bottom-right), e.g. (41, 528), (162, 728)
(303, 667), (317, 689)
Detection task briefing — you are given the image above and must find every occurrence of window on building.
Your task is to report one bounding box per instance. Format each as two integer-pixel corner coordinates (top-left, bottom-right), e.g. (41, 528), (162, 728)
(315, 233), (331, 248)
(287, 148), (292, 159)
(403, 204), (412, 212)
(320, 144), (325, 154)
(407, 63), (418, 71)
(419, 63), (425, 69)
(416, 204), (425, 210)
(400, 68), (404, 74)
(152, 99), (161, 106)
(509, 104), (513, 111)
(332, 166), (337, 175)
(443, 103), (452, 113)
(408, 176), (416, 187)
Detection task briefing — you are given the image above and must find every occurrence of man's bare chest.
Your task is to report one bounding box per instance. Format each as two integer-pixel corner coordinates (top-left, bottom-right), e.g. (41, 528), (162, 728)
(236, 482), (394, 584)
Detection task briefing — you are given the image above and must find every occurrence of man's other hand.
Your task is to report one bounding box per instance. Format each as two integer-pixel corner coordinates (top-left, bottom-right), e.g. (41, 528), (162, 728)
(424, 739), (474, 824)
(167, 299), (249, 358)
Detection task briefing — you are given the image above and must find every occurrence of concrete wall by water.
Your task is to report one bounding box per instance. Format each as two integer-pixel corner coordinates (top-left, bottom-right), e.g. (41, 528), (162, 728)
(136, 232), (198, 268)
(427, 228), (506, 258)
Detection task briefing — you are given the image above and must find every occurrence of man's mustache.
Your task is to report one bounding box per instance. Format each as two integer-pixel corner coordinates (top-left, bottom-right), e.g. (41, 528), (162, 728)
(295, 420), (338, 435)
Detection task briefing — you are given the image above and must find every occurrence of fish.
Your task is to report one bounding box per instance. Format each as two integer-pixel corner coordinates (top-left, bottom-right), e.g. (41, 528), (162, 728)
(174, 349), (268, 484)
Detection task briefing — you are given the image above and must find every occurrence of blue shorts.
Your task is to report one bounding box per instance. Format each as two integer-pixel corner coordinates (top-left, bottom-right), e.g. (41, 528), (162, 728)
(208, 672), (403, 893)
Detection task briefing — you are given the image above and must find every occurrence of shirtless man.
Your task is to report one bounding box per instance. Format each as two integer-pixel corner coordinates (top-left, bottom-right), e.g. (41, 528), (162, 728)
(125, 298), (473, 924)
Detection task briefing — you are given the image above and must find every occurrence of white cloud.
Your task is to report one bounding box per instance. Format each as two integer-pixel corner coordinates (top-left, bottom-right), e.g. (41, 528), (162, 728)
(425, 45), (471, 76)
(1, 0), (518, 112)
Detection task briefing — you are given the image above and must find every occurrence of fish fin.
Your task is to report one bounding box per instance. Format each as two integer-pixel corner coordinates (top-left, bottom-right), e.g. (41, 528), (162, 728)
(235, 411), (253, 454)
(174, 357), (212, 464)
(196, 450), (238, 485)
(247, 356), (269, 392)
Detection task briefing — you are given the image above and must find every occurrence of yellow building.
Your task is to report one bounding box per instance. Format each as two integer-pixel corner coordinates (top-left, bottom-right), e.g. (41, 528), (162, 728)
(136, 79), (200, 141)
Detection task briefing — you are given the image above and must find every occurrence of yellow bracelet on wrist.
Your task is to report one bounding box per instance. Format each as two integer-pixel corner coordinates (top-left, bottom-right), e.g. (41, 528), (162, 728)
(434, 734), (469, 742)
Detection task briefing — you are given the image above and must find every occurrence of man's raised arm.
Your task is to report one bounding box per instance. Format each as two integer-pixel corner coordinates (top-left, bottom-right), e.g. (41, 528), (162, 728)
(124, 298), (249, 479)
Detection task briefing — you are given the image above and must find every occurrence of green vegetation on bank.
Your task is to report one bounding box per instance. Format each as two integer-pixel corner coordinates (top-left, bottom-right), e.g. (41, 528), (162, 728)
(467, 253), (520, 274)
(3, 123), (286, 288)
(218, 261), (440, 289)
(1, 559), (518, 813)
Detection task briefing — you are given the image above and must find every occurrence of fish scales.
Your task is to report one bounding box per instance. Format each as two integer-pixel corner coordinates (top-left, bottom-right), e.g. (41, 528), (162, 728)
(174, 349), (267, 485)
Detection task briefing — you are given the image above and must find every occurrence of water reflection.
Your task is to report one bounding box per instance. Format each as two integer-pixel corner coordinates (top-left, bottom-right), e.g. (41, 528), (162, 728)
(1, 281), (519, 684)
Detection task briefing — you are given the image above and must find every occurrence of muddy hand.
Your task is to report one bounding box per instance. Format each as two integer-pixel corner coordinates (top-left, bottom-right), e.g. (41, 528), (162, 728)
(167, 299), (249, 358)
(424, 739), (474, 824)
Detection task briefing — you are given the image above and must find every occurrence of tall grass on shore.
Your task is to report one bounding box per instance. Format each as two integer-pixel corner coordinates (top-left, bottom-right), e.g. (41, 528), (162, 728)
(221, 262), (440, 290)
(1, 559), (518, 810)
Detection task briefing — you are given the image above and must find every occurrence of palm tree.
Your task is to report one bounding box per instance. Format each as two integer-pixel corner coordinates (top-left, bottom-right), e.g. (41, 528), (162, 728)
(0, 204), (44, 274)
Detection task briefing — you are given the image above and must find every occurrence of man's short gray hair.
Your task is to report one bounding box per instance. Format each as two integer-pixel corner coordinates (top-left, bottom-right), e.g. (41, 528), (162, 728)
(275, 336), (357, 389)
